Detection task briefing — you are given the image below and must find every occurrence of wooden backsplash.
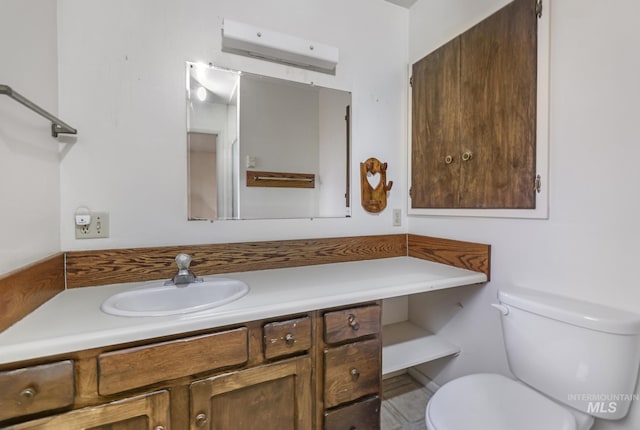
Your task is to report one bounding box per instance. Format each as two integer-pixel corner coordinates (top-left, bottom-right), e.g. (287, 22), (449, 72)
(408, 234), (491, 281)
(65, 234), (408, 288)
(0, 254), (65, 332)
(1, 234), (490, 332)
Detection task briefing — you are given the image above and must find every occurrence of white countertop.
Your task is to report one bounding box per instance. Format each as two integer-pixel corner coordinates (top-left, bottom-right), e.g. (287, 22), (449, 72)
(0, 257), (486, 365)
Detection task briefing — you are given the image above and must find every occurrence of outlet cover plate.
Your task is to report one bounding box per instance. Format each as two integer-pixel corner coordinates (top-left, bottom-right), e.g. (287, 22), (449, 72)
(75, 211), (110, 239)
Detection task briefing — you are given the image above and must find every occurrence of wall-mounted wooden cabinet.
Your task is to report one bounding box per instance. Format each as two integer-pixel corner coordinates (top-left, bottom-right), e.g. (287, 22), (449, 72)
(411, 0), (538, 209)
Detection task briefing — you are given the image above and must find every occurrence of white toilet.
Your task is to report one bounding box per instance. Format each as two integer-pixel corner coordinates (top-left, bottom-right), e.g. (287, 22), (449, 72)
(425, 286), (640, 430)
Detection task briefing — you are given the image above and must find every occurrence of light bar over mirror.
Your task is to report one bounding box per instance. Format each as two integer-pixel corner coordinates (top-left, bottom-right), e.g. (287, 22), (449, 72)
(221, 19), (339, 74)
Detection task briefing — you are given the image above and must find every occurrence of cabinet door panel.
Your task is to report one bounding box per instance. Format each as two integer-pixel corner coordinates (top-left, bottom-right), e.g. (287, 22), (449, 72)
(411, 36), (461, 208)
(190, 357), (311, 430)
(6, 391), (170, 430)
(459, 0), (537, 208)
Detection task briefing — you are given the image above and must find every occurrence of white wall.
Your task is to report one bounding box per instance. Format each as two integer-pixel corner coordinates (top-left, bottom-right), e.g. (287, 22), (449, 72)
(0, 0), (60, 275)
(57, 0), (409, 250)
(409, 1), (640, 428)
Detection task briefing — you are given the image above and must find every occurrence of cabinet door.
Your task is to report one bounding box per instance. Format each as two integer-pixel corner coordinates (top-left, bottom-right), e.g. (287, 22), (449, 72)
(189, 357), (312, 430)
(5, 391), (170, 430)
(459, 0), (537, 208)
(411, 36), (461, 208)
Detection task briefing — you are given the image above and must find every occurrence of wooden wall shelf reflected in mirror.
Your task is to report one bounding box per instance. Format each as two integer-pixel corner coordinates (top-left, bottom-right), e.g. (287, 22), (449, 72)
(246, 170), (316, 188)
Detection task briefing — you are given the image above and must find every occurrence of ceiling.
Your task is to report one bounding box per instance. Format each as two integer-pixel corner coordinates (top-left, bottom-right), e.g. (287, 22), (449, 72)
(384, 0), (418, 8)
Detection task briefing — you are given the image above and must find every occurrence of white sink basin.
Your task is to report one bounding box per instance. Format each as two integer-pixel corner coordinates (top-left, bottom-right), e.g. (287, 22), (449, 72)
(101, 278), (249, 317)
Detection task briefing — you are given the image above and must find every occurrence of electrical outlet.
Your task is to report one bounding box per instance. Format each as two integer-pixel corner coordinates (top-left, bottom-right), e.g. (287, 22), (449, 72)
(393, 208), (402, 227)
(75, 211), (110, 239)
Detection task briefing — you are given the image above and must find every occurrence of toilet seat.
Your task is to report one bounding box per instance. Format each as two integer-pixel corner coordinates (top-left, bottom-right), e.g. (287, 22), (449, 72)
(425, 373), (580, 430)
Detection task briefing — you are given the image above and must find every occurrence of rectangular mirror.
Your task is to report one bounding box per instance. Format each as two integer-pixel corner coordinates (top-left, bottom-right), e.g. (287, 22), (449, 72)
(186, 62), (351, 220)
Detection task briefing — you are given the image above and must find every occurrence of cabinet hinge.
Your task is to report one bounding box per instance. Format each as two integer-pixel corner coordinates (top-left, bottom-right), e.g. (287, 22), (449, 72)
(409, 76), (413, 87)
(535, 0), (543, 18)
(534, 174), (542, 193)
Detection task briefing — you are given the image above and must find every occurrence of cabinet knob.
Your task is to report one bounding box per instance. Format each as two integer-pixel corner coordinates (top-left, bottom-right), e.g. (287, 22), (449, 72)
(444, 155), (454, 164)
(462, 151), (473, 161)
(154, 426), (165, 430)
(284, 333), (295, 345)
(347, 314), (360, 331)
(195, 413), (208, 427)
(19, 387), (37, 402)
(350, 368), (360, 381)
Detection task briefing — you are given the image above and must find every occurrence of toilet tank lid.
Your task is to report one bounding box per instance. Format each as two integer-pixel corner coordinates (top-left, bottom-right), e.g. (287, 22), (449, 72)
(499, 286), (640, 335)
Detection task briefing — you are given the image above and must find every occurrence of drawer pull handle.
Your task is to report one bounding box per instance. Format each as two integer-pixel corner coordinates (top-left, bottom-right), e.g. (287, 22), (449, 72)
(20, 387), (37, 401)
(195, 413), (208, 427)
(154, 427), (165, 430)
(350, 368), (360, 381)
(347, 314), (360, 331)
(284, 333), (295, 345)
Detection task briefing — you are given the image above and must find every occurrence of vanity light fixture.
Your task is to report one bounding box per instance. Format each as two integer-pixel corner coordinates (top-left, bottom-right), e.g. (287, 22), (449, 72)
(221, 18), (339, 74)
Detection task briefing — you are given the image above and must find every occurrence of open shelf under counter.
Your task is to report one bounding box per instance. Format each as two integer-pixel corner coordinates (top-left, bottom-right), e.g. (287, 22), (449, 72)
(382, 321), (460, 375)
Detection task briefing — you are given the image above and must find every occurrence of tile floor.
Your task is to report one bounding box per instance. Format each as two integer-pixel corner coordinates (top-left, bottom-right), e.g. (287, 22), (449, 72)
(382, 373), (434, 430)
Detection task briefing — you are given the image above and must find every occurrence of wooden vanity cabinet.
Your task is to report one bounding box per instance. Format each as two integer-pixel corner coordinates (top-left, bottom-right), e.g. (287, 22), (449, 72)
(2, 305), (384, 430)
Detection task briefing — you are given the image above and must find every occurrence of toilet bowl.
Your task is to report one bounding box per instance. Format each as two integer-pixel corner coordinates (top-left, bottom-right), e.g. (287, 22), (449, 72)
(423, 286), (640, 430)
(425, 373), (593, 430)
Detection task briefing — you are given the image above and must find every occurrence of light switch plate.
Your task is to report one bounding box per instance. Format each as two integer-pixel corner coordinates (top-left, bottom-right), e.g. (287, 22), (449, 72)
(393, 208), (402, 226)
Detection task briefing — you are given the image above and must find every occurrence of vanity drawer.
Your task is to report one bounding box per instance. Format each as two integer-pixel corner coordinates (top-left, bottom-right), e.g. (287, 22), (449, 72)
(0, 360), (74, 422)
(324, 395), (381, 430)
(324, 339), (381, 408)
(324, 305), (380, 344)
(98, 327), (248, 395)
(263, 316), (312, 360)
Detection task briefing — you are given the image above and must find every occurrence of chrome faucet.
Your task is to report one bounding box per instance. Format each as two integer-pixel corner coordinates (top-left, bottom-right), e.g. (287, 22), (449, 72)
(167, 253), (201, 286)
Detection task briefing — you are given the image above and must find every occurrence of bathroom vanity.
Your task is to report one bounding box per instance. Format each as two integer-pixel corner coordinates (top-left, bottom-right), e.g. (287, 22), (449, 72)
(0, 236), (488, 429)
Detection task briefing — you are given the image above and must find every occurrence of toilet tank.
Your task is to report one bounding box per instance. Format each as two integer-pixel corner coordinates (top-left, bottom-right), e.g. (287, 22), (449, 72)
(498, 286), (640, 420)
